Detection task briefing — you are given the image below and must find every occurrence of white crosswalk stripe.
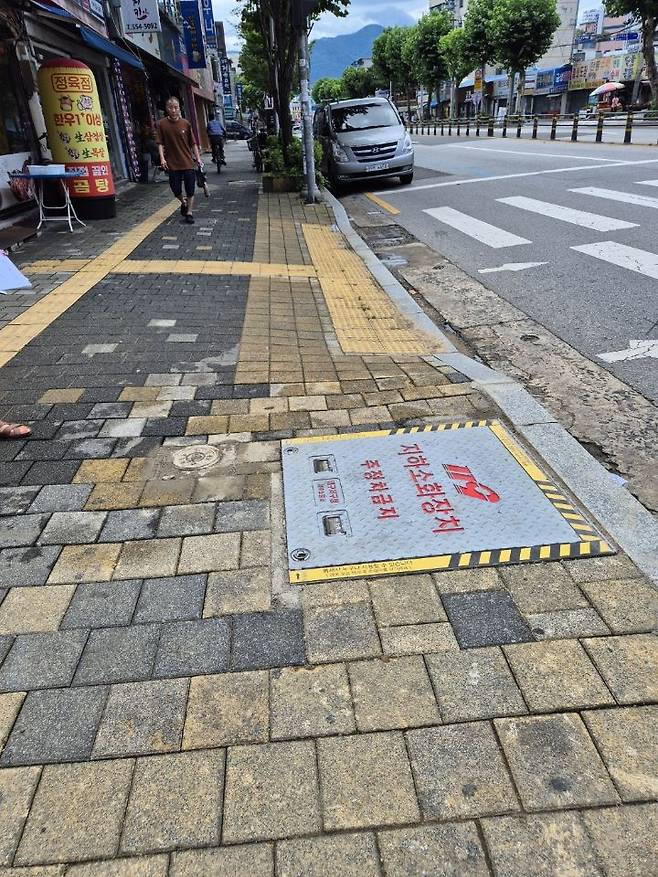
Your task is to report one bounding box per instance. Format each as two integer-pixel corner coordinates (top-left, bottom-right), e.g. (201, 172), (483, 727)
(423, 206), (531, 248)
(571, 241), (658, 280)
(637, 180), (658, 188)
(496, 196), (638, 231)
(569, 187), (658, 209)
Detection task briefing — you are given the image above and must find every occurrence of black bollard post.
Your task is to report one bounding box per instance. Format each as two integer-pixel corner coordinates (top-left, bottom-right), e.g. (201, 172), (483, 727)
(502, 116), (507, 138)
(596, 113), (604, 143)
(550, 116), (557, 140)
(516, 115), (522, 138)
(532, 115), (538, 139)
(571, 114), (578, 142)
(624, 112), (633, 144)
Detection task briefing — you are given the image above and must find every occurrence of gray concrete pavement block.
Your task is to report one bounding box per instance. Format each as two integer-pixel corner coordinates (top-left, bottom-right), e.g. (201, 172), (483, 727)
(121, 750), (225, 854)
(503, 640), (614, 712)
(170, 845), (273, 877)
(66, 854), (169, 876)
(0, 515), (49, 548)
(481, 812), (602, 877)
(0, 545), (62, 587)
(499, 563), (588, 613)
(577, 578), (658, 634)
(204, 567), (271, 616)
(214, 500), (269, 532)
(369, 575), (446, 626)
(183, 671), (269, 749)
(61, 580), (141, 630)
(73, 625), (160, 686)
(380, 622), (459, 656)
(526, 608), (610, 640)
(270, 664), (354, 740)
(133, 575), (206, 623)
(1, 686), (107, 766)
(113, 538), (180, 581)
(157, 503), (215, 538)
(494, 713), (619, 811)
(92, 678), (189, 758)
(433, 567), (502, 594)
(378, 822), (489, 876)
(16, 759), (134, 865)
(98, 509), (160, 543)
(177, 533), (240, 573)
(304, 604), (381, 663)
(0, 486), (40, 517)
(223, 740), (320, 843)
(349, 656), (440, 731)
(582, 634), (658, 704)
(0, 765), (41, 865)
(154, 618), (230, 678)
(29, 484), (92, 513)
(442, 591), (535, 648)
(582, 706), (658, 802)
(426, 647), (527, 722)
(407, 722), (519, 820)
(581, 803), (658, 877)
(276, 833), (380, 877)
(231, 610), (305, 671)
(317, 731), (420, 831)
(0, 630), (88, 692)
(38, 511), (106, 545)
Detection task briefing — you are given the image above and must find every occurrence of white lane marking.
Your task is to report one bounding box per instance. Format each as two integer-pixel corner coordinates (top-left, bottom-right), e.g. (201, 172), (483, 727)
(454, 145), (628, 163)
(379, 158), (658, 195)
(478, 261), (548, 273)
(571, 241), (658, 280)
(598, 339), (658, 362)
(497, 195), (638, 231)
(424, 206), (531, 248)
(636, 179), (658, 188)
(569, 187), (658, 209)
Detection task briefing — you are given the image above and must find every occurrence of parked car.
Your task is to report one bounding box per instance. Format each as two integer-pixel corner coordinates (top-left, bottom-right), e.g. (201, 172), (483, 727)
(313, 97), (414, 189)
(225, 121), (251, 140)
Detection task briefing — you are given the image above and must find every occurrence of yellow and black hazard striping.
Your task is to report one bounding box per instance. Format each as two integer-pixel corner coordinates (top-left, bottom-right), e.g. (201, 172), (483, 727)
(286, 419), (616, 584)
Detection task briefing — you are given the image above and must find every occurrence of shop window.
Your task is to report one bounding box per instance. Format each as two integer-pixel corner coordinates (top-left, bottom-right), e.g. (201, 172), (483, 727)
(0, 42), (33, 155)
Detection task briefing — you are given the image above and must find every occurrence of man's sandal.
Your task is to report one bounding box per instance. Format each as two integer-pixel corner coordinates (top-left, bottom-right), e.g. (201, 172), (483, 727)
(0, 421), (31, 440)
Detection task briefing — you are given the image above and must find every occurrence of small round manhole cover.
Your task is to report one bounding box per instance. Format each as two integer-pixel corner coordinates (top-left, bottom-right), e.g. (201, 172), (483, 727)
(172, 445), (220, 470)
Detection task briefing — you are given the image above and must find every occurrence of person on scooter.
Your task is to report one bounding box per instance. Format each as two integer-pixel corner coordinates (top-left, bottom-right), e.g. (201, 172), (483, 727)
(207, 114), (227, 167)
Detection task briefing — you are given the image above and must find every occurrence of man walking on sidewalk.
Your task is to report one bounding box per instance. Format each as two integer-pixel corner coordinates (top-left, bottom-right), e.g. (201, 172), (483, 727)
(157, 97), (203, 225)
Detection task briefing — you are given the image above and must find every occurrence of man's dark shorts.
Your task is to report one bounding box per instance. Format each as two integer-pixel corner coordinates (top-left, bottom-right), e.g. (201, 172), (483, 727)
(168, 168), (195, 199)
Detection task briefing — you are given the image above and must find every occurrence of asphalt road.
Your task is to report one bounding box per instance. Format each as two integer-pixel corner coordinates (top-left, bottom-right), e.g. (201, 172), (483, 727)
(364, 137), (658, 403)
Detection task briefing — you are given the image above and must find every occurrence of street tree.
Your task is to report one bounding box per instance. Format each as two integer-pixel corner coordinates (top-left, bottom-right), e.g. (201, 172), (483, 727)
(462, 0), (497, 68)
(312, 77), (345, 102)
(238, 0), (349, 162)
(341, 65), (376, 98)
(403, 10), (452, 116)
(488, 0), (560, 112)
(440, 28), (475, 118)
(605, 0), (658, 107)
(372, 26), (417, 111)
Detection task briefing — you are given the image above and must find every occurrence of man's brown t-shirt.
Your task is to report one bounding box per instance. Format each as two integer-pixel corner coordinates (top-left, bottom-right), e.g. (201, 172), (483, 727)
(156, 117), (197, 170)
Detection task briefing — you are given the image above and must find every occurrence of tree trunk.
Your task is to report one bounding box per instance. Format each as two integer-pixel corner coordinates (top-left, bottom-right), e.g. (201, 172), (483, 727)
(641, 15), (657, 108)
(450, 80), (457, 118)
(516, 71), (526, 115)
(507, 71), (515, 114)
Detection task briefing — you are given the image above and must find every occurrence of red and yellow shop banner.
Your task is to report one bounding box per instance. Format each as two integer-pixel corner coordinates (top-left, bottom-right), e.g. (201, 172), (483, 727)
(37, 58), (115, 197)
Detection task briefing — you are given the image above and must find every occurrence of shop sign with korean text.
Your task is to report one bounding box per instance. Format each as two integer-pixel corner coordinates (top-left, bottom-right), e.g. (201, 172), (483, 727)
(121, 0), (160, 34)
(181, 0), (206, 69)
(201, 0), (217, 48)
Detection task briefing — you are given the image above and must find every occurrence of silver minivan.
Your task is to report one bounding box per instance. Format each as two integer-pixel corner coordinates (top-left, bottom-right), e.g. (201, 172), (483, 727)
(313, 97), (414, 188)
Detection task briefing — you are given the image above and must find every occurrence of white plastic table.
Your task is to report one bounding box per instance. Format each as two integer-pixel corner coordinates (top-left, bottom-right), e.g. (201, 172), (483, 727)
(15, 171), (87, 232)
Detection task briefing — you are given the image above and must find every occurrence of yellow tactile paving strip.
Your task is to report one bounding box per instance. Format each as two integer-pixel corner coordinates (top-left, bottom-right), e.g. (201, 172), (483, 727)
(0, 201), (179, 364)
(23, 260), (317, 279)
(303, 223), (442, 355)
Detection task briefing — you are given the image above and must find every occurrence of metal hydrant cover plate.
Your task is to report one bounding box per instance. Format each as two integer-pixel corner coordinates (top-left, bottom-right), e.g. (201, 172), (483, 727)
(281, 420), (614, 583)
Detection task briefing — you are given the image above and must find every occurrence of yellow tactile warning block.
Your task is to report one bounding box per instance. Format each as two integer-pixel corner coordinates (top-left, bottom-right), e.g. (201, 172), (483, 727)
(25, 259), (319, 280)
(302, 224), (442, 355)
(0, 201), (179, 365)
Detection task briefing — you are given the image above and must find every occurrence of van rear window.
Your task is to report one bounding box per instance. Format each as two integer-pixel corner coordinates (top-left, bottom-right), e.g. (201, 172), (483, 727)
(330, 103), (400, 132)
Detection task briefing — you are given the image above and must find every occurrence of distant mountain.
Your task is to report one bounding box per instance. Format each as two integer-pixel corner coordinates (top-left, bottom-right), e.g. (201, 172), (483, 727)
(309, 24), (383, 84)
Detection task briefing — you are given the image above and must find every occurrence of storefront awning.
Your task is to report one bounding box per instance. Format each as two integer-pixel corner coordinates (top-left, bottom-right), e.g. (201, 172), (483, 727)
(30, 2), (144, 70)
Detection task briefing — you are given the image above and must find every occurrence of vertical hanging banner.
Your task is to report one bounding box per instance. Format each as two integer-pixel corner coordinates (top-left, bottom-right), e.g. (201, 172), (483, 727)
(37, 58), (115, 199)
(121, 0), (161, 33)
(201, 0), (217, 48)
(180, 0), (207, 69)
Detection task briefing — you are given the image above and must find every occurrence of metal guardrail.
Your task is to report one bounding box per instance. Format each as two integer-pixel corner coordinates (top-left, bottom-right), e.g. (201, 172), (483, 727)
(408, 113), (658, 145)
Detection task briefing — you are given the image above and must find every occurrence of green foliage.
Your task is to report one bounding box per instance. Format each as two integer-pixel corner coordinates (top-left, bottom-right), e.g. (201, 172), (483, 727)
(405, 11), (452, 91)
(312, 77), (345, 102)
(263, 134), (324, 189)
(372, 26), (415, 92)
(439, 28), (474, 85)
(488, 0), (560, 72)
(605, 0), (657, 106)
(463, 0), (497, 65)
(340, 65), (376, 98)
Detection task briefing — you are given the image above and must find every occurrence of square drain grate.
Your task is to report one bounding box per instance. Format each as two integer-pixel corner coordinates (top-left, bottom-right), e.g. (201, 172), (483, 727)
(281, 420), (614, 584)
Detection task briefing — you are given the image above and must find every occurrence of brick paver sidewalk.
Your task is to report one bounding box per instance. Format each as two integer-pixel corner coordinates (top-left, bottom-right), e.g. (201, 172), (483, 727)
(0, 146), (656, 876)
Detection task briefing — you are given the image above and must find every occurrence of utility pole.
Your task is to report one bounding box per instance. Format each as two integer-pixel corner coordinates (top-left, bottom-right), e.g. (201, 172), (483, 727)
(293, 0), (319, 203)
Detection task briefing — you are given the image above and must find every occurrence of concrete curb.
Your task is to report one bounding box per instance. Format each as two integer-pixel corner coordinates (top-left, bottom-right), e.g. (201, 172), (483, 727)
(322, 187), (658, 585)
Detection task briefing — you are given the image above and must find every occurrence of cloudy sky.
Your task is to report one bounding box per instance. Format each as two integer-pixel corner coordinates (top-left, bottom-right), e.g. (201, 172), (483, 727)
(211, 1), (428, 53)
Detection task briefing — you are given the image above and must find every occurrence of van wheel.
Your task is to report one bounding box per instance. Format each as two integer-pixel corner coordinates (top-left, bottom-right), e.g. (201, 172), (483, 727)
(399, 172), (413, 185)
